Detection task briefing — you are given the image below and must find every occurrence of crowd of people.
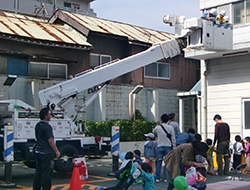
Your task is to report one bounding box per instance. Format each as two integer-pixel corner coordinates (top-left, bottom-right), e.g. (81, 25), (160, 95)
(118, 113), (250, 190)
(33, 108), (250, 190)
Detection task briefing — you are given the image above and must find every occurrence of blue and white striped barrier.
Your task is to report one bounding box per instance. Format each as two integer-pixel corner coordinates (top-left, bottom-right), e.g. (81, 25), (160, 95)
(111, 126), (119, 156)
(4, 125), (14, 162)
(213, 21), (233, 30)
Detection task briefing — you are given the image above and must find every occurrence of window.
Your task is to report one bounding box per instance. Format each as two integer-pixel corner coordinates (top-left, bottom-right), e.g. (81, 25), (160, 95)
(64, 2), (80, 10)
(244, 100), (250, 129)
(49, 64), (67, 79)
(234, 1), (250, 24)
(90, 54), (112, 69)
(29, 62), (67, 79)
(36, 0), (53, 4)
(144, 62), (171, 79)
(0, 57), (7, 74)
(44, 0), (53, 4)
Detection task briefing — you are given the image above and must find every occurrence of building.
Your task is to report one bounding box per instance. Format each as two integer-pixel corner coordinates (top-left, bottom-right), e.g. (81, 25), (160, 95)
(0, 10), (199, 127)
(0, 0), (96, 18)
(184, 0), (250, 140)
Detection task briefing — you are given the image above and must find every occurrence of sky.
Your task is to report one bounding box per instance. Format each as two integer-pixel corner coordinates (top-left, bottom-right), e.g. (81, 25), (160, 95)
(91, 0), (201, 34)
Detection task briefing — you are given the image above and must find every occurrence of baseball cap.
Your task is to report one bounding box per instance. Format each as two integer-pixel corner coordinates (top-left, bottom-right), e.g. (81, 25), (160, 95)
(144, 133), (155, 139)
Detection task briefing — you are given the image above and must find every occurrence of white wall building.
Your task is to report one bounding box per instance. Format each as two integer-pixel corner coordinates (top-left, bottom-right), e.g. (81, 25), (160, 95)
(185, 0), (250, 141)
(0, 0), (96, 17)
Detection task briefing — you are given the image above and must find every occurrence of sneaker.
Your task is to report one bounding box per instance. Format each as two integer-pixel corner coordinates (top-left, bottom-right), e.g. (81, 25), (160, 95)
(164, 179), (169, 183)
(155, 179), (162, 182)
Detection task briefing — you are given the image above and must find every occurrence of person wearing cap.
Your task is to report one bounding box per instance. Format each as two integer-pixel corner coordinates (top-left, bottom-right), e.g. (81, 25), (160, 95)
(144, 133), (157, 176)
(167, 113), (180, 136)
(163, 140), (208, 190)
(216, 10), (226, 23)
(152, 114), (176, 182)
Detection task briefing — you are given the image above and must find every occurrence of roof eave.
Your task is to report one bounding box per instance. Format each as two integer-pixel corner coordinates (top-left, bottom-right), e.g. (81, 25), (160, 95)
(0, 32), (93, 50)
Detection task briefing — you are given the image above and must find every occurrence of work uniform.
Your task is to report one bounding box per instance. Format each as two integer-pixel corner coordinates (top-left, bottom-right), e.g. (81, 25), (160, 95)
(216, 15), (225, 23)
(33, 120), (55, 190)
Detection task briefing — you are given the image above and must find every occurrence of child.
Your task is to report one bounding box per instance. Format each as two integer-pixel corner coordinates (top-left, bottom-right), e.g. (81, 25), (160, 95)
(137, 163), (155, 190)
(115, 151), (134, 180)
(244, 136), (250, 171)
(206, 138), (217, 175)
(134, 149), (143, 165)
(233, 135), (244, 169)
(144, 133), (157, 176)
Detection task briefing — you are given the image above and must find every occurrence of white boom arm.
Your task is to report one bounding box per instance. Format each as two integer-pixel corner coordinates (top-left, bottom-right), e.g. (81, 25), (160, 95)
(38, 13), (234, 120)
(38, 39), (186, 115)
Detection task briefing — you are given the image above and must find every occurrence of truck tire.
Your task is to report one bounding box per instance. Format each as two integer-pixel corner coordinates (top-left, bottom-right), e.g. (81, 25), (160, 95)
(55, 144), (78, 173)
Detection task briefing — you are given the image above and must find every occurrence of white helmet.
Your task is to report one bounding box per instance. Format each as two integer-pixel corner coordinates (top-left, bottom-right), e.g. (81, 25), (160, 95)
(209, 8), (217, 16)
(220, 10), (226, 16)
(224, 16), (229, 22)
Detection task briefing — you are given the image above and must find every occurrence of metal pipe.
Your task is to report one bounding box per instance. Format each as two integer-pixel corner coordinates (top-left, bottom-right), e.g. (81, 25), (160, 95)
(133, 94), (136, 121)
(179, 98), (184, 132)
(129, 92), (132, 120)
(201, 60), (208, 140)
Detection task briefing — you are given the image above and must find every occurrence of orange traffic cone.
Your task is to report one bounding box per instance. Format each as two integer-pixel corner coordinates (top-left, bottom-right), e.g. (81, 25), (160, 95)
(69, 166), (82, 190)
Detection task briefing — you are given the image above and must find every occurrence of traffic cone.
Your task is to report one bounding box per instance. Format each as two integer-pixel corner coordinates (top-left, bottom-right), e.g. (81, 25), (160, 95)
(213, 152), (218, 169)
(69, 166), (82, 190)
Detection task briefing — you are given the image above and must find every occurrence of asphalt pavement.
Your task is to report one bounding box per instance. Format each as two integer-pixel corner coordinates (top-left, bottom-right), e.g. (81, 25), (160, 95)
(0, 158), (250, 190)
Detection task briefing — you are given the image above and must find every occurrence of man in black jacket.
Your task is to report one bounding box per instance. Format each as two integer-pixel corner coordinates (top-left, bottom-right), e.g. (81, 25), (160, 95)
(33, 108), (61, 190)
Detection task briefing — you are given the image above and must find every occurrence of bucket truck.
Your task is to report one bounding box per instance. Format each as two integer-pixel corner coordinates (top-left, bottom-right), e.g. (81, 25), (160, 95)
(0, 15), (233, 173)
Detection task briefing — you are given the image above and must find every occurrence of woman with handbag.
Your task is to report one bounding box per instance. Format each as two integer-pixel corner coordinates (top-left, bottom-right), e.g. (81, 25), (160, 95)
(163, 139), (208, 190)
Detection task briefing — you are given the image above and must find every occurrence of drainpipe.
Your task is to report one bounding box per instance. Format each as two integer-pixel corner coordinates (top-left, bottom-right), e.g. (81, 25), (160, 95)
(201, 60), (208, 140)
(197, 95), (201, 135)
(179, 98), (184, 132)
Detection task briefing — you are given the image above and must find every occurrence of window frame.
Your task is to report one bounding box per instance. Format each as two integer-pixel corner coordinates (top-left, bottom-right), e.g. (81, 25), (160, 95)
(144, 62), (171, 80)
(90, 53), (112, 69)
(29, 62), (67, 79)
(242, 99), (250, 130)
(64, 2), (80, 10)
(233, 0), (250, 24)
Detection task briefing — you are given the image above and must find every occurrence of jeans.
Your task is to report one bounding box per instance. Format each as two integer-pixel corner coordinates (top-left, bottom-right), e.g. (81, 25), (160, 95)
(165, 168), (174, 190)
(217, 141), (229, 175)
(33, 153), (54, 190)
(155, 146), (172, 179)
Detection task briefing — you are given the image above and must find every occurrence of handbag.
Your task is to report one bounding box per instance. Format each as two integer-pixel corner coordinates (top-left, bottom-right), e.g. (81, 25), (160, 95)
(186, 167), (197, 185)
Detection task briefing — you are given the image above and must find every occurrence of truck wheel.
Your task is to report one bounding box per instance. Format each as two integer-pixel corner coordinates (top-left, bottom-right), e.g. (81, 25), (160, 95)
(55, 144), (78, 173)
